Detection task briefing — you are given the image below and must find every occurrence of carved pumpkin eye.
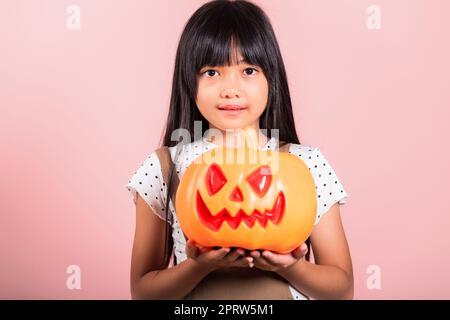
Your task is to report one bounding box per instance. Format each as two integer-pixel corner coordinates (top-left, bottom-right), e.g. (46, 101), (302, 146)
(206, 163), (228, 196)
(246, 165), (272, 197)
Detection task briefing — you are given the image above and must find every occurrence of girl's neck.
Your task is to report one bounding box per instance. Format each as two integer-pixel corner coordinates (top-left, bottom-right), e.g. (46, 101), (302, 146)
(205, 124), (269, 149)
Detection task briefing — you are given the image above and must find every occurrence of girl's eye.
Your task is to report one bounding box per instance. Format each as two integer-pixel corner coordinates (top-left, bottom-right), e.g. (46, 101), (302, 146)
(202, 70), (218, 77)
(244, 68), (258, 76)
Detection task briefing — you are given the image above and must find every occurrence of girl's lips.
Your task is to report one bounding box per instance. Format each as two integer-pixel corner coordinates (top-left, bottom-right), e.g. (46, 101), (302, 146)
(218, 104), (247, 110)
(218, 105), (247, 115)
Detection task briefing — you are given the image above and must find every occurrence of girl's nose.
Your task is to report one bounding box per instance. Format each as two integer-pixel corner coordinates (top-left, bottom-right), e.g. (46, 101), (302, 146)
(221, 88), (241, 99)
(229, 186), (244, 202)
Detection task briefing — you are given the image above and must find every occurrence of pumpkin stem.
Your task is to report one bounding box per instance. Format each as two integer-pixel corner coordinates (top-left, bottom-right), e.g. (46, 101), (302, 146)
(242, 127), (259, 149)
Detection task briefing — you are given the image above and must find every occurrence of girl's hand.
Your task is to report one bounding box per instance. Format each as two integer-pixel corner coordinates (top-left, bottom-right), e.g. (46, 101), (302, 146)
(185, 240), (253, 271)
(248, 243), (308, 272)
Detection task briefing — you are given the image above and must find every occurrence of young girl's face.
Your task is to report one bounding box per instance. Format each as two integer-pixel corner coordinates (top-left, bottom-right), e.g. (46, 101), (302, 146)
(196, 54), (268, 133)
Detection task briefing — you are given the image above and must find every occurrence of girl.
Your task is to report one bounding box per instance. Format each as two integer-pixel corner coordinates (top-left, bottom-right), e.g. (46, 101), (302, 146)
(126, 0), (353, 300)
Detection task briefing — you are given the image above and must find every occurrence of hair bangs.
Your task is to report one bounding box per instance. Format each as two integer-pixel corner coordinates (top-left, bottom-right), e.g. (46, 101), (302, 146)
(189, 4), (269, 73)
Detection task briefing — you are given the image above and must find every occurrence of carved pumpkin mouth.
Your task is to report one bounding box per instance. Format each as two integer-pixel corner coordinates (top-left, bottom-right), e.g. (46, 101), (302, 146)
(196, 191), (286, 231)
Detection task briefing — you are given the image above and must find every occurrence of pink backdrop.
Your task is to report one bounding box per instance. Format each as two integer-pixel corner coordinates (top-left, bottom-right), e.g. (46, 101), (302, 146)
(1, 0), (449, 299)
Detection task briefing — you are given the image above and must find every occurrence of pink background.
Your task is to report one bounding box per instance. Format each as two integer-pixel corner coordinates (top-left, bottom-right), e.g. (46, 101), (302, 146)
(1, 0), (449, 299)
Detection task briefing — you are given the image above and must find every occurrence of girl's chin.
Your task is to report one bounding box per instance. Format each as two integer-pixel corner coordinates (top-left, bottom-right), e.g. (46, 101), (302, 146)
(211, 122), (253, 132)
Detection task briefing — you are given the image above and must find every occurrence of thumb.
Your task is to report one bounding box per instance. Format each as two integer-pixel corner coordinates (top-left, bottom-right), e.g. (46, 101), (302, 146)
(292, 243), (308, 259)
(186, 240), (198, 258)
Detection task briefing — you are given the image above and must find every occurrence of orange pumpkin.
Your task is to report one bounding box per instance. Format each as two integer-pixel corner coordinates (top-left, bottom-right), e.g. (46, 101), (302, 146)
(175, 132), (317, 253)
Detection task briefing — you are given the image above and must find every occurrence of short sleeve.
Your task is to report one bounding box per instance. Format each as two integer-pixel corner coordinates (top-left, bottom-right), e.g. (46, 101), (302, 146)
(310, 147), (349, 225)
(124, 151), (173, 225)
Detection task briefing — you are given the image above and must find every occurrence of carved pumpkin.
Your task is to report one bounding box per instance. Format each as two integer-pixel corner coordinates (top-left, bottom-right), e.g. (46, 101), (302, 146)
(175, 132), (317, 253)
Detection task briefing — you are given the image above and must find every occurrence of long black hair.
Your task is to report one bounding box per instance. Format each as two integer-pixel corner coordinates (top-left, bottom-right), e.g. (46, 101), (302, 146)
(159, 0), (310, 267)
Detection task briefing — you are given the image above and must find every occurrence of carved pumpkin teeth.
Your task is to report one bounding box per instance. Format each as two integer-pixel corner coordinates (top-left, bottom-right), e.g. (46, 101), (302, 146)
(196, 191), (285, 231)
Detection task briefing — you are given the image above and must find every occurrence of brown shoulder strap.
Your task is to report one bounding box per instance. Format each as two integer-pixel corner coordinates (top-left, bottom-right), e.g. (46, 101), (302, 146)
(155, 146), (180, 206)
(278, 140), (291, 153)
(155, 146), (187, 266)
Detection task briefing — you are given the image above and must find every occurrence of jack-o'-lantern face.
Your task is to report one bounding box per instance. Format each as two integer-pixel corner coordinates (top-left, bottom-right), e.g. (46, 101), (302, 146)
(198, 163), (285, 231)
(176, 146), (317, 253)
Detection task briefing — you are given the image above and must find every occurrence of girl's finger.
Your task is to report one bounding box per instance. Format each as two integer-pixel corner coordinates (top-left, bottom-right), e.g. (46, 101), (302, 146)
(233, 256), (254, 268)
(207, 247), (230, 260)
(301, 243), (308, 252)
(253, 256), (273, 270)
(261, 250), (280, 265)
(185, 241), (198, 258)
(246, 256), (254, 268)
(223, 248), (244, 262)
(249, 250), (261, 259)
(292, 245), (307, 259)
(197, 245), (210, 253)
